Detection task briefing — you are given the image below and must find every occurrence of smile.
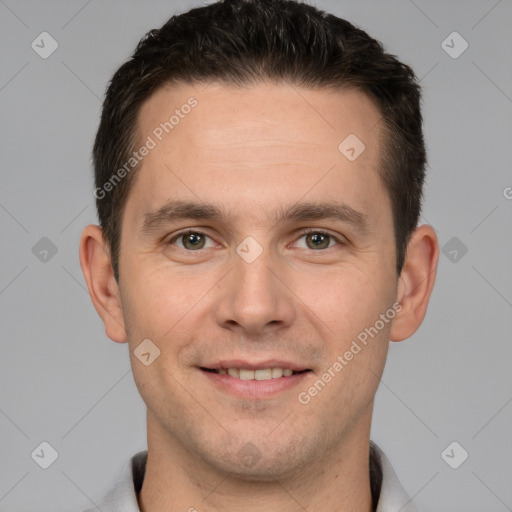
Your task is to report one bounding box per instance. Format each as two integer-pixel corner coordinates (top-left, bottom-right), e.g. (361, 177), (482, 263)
(202, 367), (310, 380)
(199, 365), (312, 399)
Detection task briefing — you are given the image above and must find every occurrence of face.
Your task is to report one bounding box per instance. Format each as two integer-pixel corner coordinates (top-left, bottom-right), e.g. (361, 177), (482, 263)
(116, 82), (399, 478)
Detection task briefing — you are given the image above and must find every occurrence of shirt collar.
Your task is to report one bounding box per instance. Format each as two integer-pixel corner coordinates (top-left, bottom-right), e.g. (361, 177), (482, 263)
(370, 441), (419, 512)
(87, 441), (418, 512)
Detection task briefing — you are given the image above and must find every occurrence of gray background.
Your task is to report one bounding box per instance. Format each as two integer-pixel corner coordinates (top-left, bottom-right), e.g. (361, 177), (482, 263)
(1, 0), (511, 511)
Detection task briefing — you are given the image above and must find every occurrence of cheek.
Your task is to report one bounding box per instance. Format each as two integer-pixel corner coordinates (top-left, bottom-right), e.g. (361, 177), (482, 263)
(293, 263), (394, 343)
(318, 266), (393, 397)
(122, 261), (215, 341)
(295, 266), (393, 422)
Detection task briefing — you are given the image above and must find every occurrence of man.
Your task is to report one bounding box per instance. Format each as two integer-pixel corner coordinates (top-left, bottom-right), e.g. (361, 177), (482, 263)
(79, 0), (438, 510)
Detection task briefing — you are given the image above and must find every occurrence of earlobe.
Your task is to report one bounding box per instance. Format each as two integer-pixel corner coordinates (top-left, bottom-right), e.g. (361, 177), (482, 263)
(390, 224), (439, 342)
(79, 224), (127, 343)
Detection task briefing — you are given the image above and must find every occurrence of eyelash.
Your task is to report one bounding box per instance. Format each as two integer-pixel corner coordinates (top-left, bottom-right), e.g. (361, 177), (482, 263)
(167, 228), (344, 251)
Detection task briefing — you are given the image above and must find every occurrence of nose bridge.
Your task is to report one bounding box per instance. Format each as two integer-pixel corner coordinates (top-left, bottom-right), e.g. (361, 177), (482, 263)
(214, 239), (295, 333)
(237, 252), (276, 302)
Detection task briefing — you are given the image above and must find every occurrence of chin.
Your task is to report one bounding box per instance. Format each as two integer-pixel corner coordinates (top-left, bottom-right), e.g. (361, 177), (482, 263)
(203, 436), (316, 482)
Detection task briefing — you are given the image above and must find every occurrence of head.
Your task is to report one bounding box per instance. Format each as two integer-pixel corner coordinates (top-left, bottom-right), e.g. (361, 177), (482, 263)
(80, 0), (438, 484)
(93, 0), (426, 283)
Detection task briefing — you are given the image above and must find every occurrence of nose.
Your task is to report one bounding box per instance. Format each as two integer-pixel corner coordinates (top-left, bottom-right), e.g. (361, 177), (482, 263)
(213, 246), (296, 335)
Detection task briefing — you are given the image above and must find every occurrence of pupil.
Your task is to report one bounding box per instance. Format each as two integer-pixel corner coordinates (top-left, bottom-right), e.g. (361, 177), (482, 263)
(185, 233), (204, 249)
(308, 233), (329, 249)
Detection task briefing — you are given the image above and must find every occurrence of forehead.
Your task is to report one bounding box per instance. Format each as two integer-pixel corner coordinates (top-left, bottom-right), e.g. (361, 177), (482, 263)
(128, 81), (387, 224)
(138, 81), (381, 153)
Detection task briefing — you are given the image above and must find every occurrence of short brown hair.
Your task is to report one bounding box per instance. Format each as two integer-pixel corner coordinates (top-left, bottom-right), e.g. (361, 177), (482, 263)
(93, 0), (426, 282)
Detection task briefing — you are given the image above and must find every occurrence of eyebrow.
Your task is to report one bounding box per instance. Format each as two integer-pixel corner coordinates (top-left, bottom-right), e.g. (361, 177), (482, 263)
(141, 199), (368, 235)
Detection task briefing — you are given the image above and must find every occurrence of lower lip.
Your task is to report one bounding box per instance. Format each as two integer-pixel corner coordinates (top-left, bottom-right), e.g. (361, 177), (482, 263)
(199, 369), (311, 399)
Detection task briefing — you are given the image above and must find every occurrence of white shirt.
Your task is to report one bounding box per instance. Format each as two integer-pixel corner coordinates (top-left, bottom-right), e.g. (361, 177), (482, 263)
(83, 441), (419, 512)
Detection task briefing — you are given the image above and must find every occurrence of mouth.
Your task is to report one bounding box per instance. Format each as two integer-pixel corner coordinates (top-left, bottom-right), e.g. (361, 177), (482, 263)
(200, 367), (311, 380)
(198, 362), (312, 399)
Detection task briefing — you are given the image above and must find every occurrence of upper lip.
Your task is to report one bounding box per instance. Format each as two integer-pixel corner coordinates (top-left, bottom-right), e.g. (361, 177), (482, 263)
(200, 359), (311, 371)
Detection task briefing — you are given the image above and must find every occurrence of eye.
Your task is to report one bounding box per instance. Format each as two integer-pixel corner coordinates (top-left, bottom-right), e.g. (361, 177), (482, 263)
(168, 230), (216, 251)
(294, 230), (342, 250)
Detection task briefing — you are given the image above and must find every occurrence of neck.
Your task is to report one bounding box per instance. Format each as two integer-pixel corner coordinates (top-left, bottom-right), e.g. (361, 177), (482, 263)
(138, 408), (375, 512)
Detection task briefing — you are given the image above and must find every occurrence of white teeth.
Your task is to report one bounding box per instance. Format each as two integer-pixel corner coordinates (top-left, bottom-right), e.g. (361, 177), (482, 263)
(215, 367), (299, 380)
(255, 368), (272, 380)
(271, 368), (283, 378)
(239, 369), (254, 380)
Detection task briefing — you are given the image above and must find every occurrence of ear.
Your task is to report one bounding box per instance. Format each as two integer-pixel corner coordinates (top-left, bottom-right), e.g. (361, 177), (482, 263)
(79, 224), (127, 343)
(390, 224), (439, 342)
